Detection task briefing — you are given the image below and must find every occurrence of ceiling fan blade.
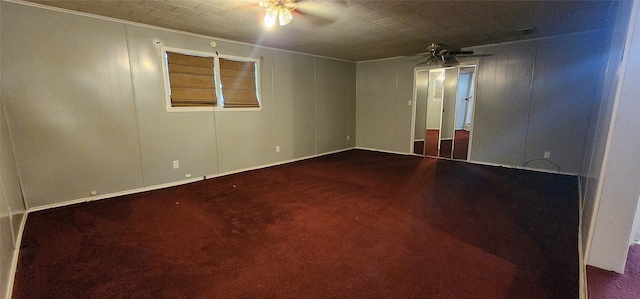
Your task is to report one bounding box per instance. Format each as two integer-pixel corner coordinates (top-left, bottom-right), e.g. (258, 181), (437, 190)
(293, 9), (336, 27)
(230, 1), (262, 11)
(286, 1), (341, 28)
(451, 53), (494, 58)
(448, 50), (474, 55)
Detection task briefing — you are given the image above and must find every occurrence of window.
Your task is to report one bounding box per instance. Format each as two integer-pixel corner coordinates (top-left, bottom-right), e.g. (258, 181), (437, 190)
(166, 52), (217, 107)
(162, 48), (261, 111)
(219, 58), (260, 108)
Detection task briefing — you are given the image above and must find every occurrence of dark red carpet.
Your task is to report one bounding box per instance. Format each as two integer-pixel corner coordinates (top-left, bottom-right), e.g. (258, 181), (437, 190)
(587, 244), (640, 298)
(13, 150), (579, 298)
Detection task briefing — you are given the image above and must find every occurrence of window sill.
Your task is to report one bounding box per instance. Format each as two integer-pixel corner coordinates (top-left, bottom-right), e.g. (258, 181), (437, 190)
(165, 106), (263, 113)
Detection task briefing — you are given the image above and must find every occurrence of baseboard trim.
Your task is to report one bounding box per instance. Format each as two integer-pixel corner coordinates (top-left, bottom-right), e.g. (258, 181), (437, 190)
(27, 148), (356, 213)
(27, 177), (204, 213)
(579, 229), (588, 299)
(210, 147), (355, 179)
(578, 178), (588, 299)
(465, 159), (579, 176)
(5, 212), (27, 299)
(354, 146), (413, 156)
(354, 147), (579, 176)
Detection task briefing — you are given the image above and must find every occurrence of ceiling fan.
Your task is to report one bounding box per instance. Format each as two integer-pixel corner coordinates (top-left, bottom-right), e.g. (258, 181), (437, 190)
(252, 0), (343, 29)
(423, 43), (476, 66)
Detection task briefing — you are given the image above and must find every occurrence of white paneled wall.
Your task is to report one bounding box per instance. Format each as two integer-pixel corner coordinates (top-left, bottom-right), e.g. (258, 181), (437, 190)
(316, 57), (350, 153)
(2, 4), (144, 207)
(1, 3), (27, 297)
(1, 2), (355, 210)
(273, 52), (317, 160)
(470, 42), (536, 167)
(580, 0), (633, 258)
(125, 24), (222, 183)
(356, 60), (400, 152)
(526, 33), (608, 172)
(470, 32), (608, 174)
(587, 1), (640, 273)
(355, 56), (421, 153)
(0, 103), (25, 299)
(355, 31), (609, 174)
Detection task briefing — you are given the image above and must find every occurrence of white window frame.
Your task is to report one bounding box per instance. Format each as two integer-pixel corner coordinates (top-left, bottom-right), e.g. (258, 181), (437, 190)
(161, 46), (262, 112)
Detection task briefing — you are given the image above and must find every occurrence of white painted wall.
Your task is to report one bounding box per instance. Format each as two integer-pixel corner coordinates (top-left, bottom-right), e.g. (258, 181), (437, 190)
(1, 94), (24, 246)
(3, 4), (144, 207)
(468, 31), (608, 174)
(356, 31), (608, 173)
(0, 2), (27, 297)
(581, 0), (633, 263)
(587, 0), (640, 273)
(273, 52), (318, 159)
(0, 5), (26, 298)
(356, 56), (422, 153)
(316, 57), (352, 153)
(0, 2), (356, 209)
(0, 101), (24, 299)
(125, 24), (219, 185)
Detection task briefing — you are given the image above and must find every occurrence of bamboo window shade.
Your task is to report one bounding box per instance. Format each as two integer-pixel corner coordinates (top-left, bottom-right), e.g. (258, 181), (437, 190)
(220, 58), (260, 108)
(167, 52), (217, 107)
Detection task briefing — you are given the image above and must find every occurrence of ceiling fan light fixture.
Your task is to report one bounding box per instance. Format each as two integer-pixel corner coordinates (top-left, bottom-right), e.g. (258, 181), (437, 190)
(262, 0), (294, 28)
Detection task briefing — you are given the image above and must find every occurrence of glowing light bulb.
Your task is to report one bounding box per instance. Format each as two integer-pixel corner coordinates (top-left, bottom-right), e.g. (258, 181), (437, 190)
(264, 7), (277, 28)
(278, 8), (292, 26)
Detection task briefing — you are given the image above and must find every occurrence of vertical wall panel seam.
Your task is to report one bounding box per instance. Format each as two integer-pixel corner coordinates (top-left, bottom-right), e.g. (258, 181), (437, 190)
(345, 62), (349, 148)
(271, 50), (278, 161)
(522, 43), (538, 166)
(123, 24), (147, 187)
(212, 99), (220, 177)
(394, 66), (399, 152)
(314, 57), (318, 154)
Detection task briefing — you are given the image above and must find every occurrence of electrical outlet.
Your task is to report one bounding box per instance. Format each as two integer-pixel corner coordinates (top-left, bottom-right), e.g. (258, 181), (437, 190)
(90, 191), (98, 196)
(544, 151), (551, 159)
(185, 174), (192, 178)
(347, 135), (350, 140)
(173, 160), (179, 169)
(276, 146), (280, 153)
(408, 100), (412, 106)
